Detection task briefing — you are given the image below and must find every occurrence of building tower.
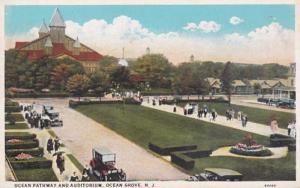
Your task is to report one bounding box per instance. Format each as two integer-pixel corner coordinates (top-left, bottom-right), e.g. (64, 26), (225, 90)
(118, 47), (128, 67)
(49, 8), (66, 43)
(146, 47), (150, 55)
(44, 36), (53, 55)
(38, 19), (49, 38)
(190, 54), (194, 62)
(73, 37), (81, 55)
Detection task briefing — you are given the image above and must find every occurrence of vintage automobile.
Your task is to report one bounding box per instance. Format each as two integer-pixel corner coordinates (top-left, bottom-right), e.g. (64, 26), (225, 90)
(189, 168), (243, 181)
(90, 147), (126, 181)
(42, 105), (63, 127)
(276, 99), (295, 109)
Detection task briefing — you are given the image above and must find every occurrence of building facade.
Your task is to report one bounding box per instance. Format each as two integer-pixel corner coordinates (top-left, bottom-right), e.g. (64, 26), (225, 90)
(15, 8), (102, 73)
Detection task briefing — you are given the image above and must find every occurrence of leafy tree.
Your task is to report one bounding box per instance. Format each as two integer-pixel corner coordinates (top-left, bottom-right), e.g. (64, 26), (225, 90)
(89, 70), (110, 100)
(132, 54), (173, 88)
(66, 74), (90, 101)
(253, 83), (261, 95)
(221, 61), (234, 105)
(110, 66), (131, 92)
(50, 64), (72, 90)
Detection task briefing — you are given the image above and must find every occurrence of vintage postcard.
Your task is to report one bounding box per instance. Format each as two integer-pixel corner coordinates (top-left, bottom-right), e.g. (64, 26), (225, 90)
(1, 1), (299, 188)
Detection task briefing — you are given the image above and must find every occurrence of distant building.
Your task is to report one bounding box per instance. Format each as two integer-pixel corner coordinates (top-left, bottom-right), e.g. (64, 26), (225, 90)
(15, 8), (102, 73)
(206, 77), (221, 95)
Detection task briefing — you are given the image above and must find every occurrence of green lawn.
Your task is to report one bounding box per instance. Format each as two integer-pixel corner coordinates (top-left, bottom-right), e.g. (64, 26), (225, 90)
(74, 104), (295, 181)
(178, 102), (295, 129)
(14, 168), (58, 181)
(5, 122), (29, 129)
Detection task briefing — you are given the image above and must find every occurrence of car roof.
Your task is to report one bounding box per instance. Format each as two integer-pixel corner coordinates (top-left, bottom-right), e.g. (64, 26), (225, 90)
(205, 168), (242, 176)
(47, 109), (58, 113)
(93, 147), (115, 155)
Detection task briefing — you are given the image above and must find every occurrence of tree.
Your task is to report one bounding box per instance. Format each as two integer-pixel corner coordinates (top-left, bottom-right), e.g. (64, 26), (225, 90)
(50, 64), (72, 90)
(132, 54), (173, 88)
(66, 74), (90, 101)
(221, 61), (234, 105)
(110, 66), (131, 93)
(89, 70), (110, 100)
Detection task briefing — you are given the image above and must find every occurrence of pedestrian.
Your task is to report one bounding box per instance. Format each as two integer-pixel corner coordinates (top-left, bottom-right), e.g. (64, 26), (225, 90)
(225, 110), (229, 121)
(287, 121), (293, 136)
(70, 171), (79, 181)
(47, 138), (53, 154)
(241, 114), (246, 127)
(56, 153), (65, 175)
(237, 111), (242, 121)
(290, 121), (296, 139)
(204, 107), (208, 118)
(184, 108), (187, 115)
(82, 165), (90, 181)
(244, 114), (248, 126)
(54, 137), (61, 152)
(270, 116), (279, 134)
(199, 108), (203, 118)
(212, 109), (217, 121)
(173, 104), (177, 112)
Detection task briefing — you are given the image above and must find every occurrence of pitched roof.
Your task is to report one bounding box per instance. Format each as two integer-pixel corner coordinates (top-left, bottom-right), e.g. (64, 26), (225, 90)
(39, 20), (49, 33)
(49, 8), (65, 27)
(232, 80), (246, 87)
(15, 42), (29, 49)
(44, 36), (53, 47)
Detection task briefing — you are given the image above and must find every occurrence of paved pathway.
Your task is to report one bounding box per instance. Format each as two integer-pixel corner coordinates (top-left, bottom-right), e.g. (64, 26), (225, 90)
(16, 98), (188, 181)
(142, 101), (288, 137)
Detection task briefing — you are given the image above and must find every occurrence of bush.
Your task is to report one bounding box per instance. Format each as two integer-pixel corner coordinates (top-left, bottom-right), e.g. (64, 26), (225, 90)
(5, 122), (29, 130)
(69, 98), (141, 108)
(6, 147), (44, 157)
(5, 139), (39, 150)
(9, 157), (52, 169)
(5, 100), (19, 106)
(170, 152), (195, 170)
(5, 132), (36, 140)
(5, 106), (21, 113)
(270, 134), (296, 147)
(148, 143), (197, 156)
(5, 113), (25, 122)
(183, 150), (212, 159)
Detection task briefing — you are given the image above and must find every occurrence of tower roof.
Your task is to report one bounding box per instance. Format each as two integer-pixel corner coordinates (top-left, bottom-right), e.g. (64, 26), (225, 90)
(44, 36), (53, 47)
(73, 37), (81, 48)
(39, 20), (49, 33)
(49, 8), (66, 27)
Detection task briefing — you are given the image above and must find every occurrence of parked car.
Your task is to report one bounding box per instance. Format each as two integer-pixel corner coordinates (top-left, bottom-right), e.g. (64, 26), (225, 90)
(189, 168), (243, 181)
(90, 147), (126, 181)
(42, 105), (63, 127)
(276, 99), (295, 109)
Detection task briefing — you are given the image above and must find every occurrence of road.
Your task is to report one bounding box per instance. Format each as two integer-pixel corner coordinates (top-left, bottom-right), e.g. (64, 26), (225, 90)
(15, 98), (188, 181)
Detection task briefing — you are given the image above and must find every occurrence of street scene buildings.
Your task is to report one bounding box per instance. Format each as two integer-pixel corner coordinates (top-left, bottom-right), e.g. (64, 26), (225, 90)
(4, 5), (296, 185)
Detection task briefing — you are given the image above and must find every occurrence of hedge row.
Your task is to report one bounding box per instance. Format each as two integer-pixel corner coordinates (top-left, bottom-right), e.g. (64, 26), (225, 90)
(5, 106), (22, 113)
(148, 142), (197, 156)
(270, 134), (296, 147)
(9, 157), (52, 169)
(5, 132), (36, 141)
(6, 91), (104, 98)
(5, 139), (39, 150)
(5, 100), (19, 107)
(183, 150), (213, 159)
(5, 122), (29, 130)
(6, 147), (44, 157)
(5, 113), (25, 122)
(69, 98), (141, 108)
(170, 152), (195, 170)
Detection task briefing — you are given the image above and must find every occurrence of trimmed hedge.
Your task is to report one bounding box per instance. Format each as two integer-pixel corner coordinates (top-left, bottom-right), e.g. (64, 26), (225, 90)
(9, 157), (52, 169)
(288, 144), (296, 152)
(183, 150), (212, 159)
(5, 100), (19, 106)
(6, 147), (44, 157)
(270, 134), (296, 147)
(170, 152), (195, 170)
(148, 142), (197, 156)
(5, 139), (39, 150)
(5, 113), (25, 122)
(5, 106), (21, 113)
(5, 132), (36, 140)
(5, 122), (29, 130)
(69, 98), (141, 108)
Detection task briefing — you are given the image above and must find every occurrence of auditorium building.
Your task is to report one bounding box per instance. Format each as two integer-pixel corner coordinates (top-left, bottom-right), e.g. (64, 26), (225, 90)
(15, 8), (102, 73)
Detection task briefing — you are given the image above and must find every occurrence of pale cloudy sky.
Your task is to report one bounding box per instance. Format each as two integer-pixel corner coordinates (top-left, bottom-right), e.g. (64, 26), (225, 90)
(5, 5), (295, 65)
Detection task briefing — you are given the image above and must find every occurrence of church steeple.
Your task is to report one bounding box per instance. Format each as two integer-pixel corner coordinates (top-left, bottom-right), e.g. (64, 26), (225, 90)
(49, 8), (66, 43)
(38, 19), (49, 38)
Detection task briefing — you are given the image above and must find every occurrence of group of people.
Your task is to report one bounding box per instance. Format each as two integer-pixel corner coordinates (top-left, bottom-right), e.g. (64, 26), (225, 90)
(225, 109), (248, 127)
(23, 103), (51, 129)
(69, 165), (91, 181)
(287, 121), (296, 138)
(47, 137), (61, 154)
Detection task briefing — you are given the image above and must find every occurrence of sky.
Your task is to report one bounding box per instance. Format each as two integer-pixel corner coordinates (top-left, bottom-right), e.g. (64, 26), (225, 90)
(5, 5), (295, 65)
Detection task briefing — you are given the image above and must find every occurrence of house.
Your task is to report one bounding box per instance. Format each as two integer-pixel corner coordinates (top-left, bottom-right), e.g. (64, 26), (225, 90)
(15, 8), (102, 73)
(206, 77), (221, 95)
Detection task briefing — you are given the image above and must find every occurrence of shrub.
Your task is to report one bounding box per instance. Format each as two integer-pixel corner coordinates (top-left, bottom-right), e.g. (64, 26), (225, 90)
(148, 143), (197, 156)
(183, 150), (212, 159)
(69, 98), (141, 108)
(170, 152), (195, 170)
(270, 134), (296, 147)
(5, 100), (19, 106)
(5, 106), (21, 113)
(229, 147), (273, 157)
(5, 122), (29, 130)
(9, 157), (52, 169)
(6, 147), (44, 157)
(5, 113), (25, 122)
(5, 132), (36, 140)
(5, 139), (39, 150)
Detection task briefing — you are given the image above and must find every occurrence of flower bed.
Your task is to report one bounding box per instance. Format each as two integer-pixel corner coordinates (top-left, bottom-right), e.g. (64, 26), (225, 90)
(5, 139), (39, 150)
(5, 132), (36, 140)
(9, 157), (52, 169)
(15, 153), (33, 160)
(230, 143), (273, 157)
(6, 147), (44, 157)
